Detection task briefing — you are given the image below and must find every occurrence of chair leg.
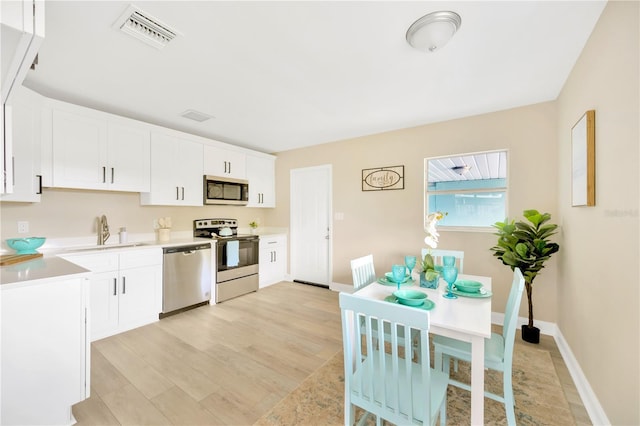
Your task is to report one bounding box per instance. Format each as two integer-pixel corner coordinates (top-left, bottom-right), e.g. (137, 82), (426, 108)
(345, 400), (355, 426)
(439, 398), (447, 426)
(504, 370), (516, 426)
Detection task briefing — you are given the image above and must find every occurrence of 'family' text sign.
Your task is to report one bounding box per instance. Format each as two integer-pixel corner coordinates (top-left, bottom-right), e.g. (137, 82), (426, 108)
(362, 165), (404, 191)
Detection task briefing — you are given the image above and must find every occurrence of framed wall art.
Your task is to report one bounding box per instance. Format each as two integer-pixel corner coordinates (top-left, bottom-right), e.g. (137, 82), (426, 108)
(571, 110), (595, 206)
(362, 165), (404, 191)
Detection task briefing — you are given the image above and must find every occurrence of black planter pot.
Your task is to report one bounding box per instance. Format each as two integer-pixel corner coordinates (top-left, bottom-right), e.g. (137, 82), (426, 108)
(521, 325), (540, 344)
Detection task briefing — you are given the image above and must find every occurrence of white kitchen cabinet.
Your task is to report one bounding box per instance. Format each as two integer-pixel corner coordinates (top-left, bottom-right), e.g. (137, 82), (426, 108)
(259, 234), (287, 287)
(51, 102), (151, 192)
(1, 275), (89, 426)
(140, 131), (203, 206)
(203, 144), (246, 179)
(1, 86), (43, 202)
(60, 248), (162, 341)
(246, 154), (276, 208)
(1, 0), (45, 194)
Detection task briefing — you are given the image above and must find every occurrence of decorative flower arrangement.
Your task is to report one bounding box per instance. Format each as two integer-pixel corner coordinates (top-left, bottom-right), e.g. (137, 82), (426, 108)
(249, 220), (259, 229)
(421, 212), (447, 283)
(154, 217), (172, 229)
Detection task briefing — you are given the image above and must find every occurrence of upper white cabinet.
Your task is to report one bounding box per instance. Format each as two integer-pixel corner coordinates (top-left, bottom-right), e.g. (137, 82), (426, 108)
(140, 131), (203, 206)
(1, 86), (43, 202)
(51, 102), (150, 192)
(2, 0), (45, 194)
(1, 0), (44, 104)
(246, 154), (276, 208)
(204, 145), (246, 179)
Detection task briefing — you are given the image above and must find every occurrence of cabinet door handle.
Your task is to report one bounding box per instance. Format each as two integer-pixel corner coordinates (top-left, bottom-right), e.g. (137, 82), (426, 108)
(181, 187), (185, 200)
(102, 166), (106, 183)
(229, 162), (231, 174)
(111, 168), (114, 184)
(36, 175), (42, 194)
(176, 186), (180, 200)
(122, 276), (126, 294)
(113, 278), (117, 296)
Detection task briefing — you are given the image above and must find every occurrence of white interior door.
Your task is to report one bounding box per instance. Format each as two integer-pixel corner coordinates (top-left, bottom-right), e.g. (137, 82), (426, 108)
(290, 165), (332, 286)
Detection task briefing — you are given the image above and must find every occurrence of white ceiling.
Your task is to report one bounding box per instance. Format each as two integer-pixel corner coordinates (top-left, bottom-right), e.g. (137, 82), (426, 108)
(24, 1), (606, 154)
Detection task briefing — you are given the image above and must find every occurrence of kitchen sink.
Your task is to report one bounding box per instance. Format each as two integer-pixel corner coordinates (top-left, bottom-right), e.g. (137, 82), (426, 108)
(66, 242), (152, 252)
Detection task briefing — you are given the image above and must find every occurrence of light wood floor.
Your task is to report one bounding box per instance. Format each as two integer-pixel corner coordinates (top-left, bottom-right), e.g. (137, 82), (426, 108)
(73, 282), (590, 425)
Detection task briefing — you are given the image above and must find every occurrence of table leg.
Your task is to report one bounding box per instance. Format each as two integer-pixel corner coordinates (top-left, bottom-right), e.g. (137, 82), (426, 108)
(470, 335), (485, 425)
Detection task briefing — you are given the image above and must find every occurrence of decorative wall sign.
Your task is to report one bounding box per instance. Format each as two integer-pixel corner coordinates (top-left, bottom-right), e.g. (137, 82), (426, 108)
(362, 165), (404, 191)
(571, 110), (595, 206)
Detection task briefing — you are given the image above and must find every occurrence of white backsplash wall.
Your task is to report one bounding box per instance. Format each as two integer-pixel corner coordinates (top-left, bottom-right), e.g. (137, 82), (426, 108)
(0, 187), (266, 241)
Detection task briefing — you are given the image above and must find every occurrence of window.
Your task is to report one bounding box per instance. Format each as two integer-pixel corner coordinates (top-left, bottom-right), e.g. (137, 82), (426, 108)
(424, 150), (508, 230)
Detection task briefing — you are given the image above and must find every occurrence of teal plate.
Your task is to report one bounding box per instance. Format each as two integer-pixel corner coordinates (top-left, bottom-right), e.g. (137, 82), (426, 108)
(377, 277), (414, 286)
(384, 295), (435, 310)
(451, 287), (492, 298)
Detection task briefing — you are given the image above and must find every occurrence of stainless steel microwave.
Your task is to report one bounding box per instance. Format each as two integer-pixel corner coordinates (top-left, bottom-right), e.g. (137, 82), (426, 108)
(203, 176), (249, 205)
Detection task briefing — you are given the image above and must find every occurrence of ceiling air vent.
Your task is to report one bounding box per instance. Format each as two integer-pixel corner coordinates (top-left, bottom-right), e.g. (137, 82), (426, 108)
(113, 5), (178, 49)
(181, 110), (214, 123)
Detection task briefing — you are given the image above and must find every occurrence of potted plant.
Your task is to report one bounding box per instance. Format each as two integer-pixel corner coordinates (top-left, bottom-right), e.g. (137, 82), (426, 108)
(490, 209), (560, 343)
(249, 220), (259, 234)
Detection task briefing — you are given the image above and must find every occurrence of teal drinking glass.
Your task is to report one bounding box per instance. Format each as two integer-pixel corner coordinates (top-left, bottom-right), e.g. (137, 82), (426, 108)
(404, 255), (417, 278)
(391, 264), (406, 291)
(442, 265), (458, 299)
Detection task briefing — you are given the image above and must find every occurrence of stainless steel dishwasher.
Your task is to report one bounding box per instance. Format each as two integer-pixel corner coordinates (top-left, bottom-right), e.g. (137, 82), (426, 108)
(161, 243), (212, 316)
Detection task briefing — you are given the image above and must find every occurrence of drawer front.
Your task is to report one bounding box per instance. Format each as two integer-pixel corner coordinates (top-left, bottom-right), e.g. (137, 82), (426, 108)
(119, 248), (162, 270)
(60, 252), (119, 273)
(259, 235), (286, 249)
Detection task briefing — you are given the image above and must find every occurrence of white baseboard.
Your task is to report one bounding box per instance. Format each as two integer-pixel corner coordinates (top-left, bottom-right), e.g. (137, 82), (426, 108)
(554, 329), (611, 425)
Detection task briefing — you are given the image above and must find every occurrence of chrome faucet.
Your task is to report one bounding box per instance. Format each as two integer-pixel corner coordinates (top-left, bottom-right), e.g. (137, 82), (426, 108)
(97, 215), (110, 245)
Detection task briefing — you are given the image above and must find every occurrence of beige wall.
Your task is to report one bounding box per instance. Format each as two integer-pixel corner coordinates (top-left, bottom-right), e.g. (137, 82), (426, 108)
(556, 1), (639, 424)
(0, 188), (268, 241)
(267, 101), (559, 323)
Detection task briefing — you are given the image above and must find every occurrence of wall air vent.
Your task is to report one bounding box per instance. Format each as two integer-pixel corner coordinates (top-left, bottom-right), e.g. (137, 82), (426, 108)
(113, 5), (178, 49)
(181, 109), (214, 122)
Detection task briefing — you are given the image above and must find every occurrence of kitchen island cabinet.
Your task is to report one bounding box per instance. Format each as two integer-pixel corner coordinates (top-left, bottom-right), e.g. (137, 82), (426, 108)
(246, 154), (276, 207)
(259, 234), (287, 287)
(1, 259), (90, 426)
(140, 131), (203, 206)
(60, 247), (162, 341)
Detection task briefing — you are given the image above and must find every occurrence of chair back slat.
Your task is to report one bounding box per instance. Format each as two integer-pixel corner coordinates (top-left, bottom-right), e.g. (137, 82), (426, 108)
(340, 293), (432, 424)
(351, 254), (376, 290)
(420, 248), (465, 273)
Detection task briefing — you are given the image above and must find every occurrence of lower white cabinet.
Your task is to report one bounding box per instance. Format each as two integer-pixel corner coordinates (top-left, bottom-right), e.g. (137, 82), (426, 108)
(1, 275), (89, 426)
(259, 234), (287, 287)
(61, 247), (162, 341)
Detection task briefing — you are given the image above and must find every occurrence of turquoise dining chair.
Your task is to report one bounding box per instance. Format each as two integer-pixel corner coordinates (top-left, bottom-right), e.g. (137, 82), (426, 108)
(420, 248), (465, 273)
(350, 255), (415, 358)
(340, 292), (448, 426)
(350, 254), (376, 290)
(433, 268), (525, 426)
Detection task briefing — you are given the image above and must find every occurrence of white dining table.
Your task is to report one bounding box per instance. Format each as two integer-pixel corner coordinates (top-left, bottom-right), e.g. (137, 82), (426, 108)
(352, 273), (492, 425)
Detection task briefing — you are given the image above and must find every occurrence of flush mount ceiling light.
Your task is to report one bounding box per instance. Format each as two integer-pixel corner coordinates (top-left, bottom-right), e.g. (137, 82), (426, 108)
(451, 165), (471, 175)
(406, 11), (462, 53)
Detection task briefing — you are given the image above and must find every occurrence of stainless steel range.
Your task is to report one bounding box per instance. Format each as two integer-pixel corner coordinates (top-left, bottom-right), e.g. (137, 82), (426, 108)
(194, 218), (259, 303)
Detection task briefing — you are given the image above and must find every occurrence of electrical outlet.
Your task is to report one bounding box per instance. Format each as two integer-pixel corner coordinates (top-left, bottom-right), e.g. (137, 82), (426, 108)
(17, 221), (29, 234)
